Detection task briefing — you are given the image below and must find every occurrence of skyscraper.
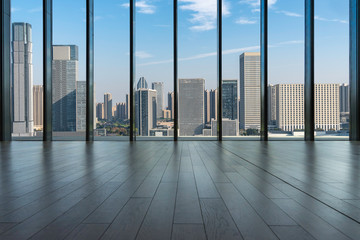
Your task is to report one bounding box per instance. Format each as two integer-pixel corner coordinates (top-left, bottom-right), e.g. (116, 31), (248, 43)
(76, 81), (86, 131)
(135, 89), (157, 136)
(167, 92), (174, 120)
(115, 103), (126, 120)
(33, 85), (43, 130)
(268, 84), (277, 125)
(239, 52), (260, 130)
(104, 93), (112, 121)
(275, 84), (340, 132)
(12, 22), (34, 136)
(137, 77), (148, 89)
(222, 79), (238, 120)
(339, 84), (349, 113)
(126, 94), (130, 120)
(96, 103), (104, 120)
(52, 45), (78, 132)
(204, 90), (210, 123)
(152, 82), (163, 120)
(179, 78), (204, 136)
(210, 89), (218, 121)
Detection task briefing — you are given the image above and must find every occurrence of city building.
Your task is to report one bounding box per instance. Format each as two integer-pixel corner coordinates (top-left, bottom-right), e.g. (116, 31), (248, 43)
(137, 77), (148, 89)
(135, 89), (157, 136)
(275, 84), (340, 132)
(211, 119), (238, 136)
(239, 52), (261, 130)
(204, 90), (210, 123)
(163, 109), (171, 119)
(33, 85), (43, 130)
(152, 82), (163, 120)
(115, 103), (126, 120)
(52, 45), (78, 132)
(12, 22), (34, 136)
(268, 84), (277, 125)
(222, 80), (238, 120)
(126, 94), (130, 120)
(167, 91), (174, 120)
(210, 89), (218, 121)
(76, 81), (86, 131)
(96, 103), (104, 120)
(179, 78), (204, 136)
(340, 83), (349, 113)
(104, 93), (112, 121)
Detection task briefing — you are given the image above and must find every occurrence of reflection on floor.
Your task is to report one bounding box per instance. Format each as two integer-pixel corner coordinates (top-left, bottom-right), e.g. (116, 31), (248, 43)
(0, 141), (359, 239)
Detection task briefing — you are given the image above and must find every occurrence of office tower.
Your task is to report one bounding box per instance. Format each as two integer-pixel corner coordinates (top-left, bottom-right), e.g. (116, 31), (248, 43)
(76, 81), (86, 131)
(137, 77), (148, 89)
(115, 103), (126, 120)
(152, 82), (163, 120)
(135, 89), (157, 136)
(276, 84), (340, 131)
(126, 94), (130, 120)
(211, 119), (238, 136)
(268, 84), (277, 125)
(163, 109), (171, 119)
(52, 45), (78, 132)
(33, 85), (43, 129)
(167, 92), (174, 120)
(104, 93), (112, 121)
(210, 89), (218, 121)
(239, 52), (260, 130)
(204, 90), (210, 123)
(222, 79), (238, 120)
(96, 103), (104, 120)
(11, 23), (34, 136)
(179, 78), (204, 136)
(339, 84), (349, 113)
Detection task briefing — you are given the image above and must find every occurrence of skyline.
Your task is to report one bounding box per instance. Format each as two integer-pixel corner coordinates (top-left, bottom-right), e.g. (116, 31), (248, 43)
(11, 0), (349, 103)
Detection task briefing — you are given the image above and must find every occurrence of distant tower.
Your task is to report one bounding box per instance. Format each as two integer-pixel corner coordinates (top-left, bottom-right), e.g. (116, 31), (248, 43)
(33, 85), (43, 130)
(12, 22), (34, 136)
(239, 52), (260, 130)
(152, 82), (164, 120)
(76, 81), (86, 131)
(52, 45), (78, 132)
(339, 84), (349, 113)
(104, 93), (113, 121)
(179, 79), (204, 136)
(96, 103), (104, 120)
(222, 79), (238, 120)
(135, 89), (157, 136)
(167, 92), (174, 120)
(137, 77), (148, 89)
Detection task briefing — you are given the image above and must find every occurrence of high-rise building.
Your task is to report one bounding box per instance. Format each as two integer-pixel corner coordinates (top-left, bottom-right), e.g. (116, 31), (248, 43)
(167, 92), (174, 120)
(115, 103), (126, 120)
(339, 84), (349, 113)
(163, 109), (171, 119)
(179, 78), (204, 136)
(137, 77), (148, 89)
(96, 103), (104, 120)
(104, 93), (112, 121)
(222, 79), (238, 120)
(135, 89), (157, 136)
(210, 89), (218, 121)
(76, 81), (86, 131)
(239, 52), (260, 130)
(12, 22), (34, 136)
(52, 45), (78, 132)
(276, 84), (340, 132)
(204, 90), (211, 123)
(126, 94), (130, 120)
(152, 82), (163, 120)
(211, 119), (238, 136)
(33, 85), (43, 130)
(268, 84), (277, 125)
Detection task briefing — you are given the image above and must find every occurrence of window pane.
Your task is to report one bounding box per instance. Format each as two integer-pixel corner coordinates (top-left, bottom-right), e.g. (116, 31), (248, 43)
(53, 0), (86, 140)
(315, 0), (348, 139)
(94, 0), (129, 140)
(135, 0), (173, 139)
(11, 0), (43, 140)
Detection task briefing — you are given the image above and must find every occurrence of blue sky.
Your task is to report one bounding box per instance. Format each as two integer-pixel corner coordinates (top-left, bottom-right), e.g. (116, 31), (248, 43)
(11, 0), (349, 103)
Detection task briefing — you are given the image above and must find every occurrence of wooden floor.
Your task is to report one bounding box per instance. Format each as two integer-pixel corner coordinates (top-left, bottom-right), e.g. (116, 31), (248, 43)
(0, 141), (360, 240)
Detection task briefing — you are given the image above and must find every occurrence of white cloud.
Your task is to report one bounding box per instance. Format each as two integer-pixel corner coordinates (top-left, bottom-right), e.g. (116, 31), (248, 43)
(11, 7), (20, 12)
(28, 7), (42, 13)
(315, 16), (348, 24)
(236, 17), (257, 24)
(239, 0), (277, 8)
(121, 1), (156, 14)
(276, 10), (302, 18)
(179, 0), (230, 31)
(136, 51), (153, 59)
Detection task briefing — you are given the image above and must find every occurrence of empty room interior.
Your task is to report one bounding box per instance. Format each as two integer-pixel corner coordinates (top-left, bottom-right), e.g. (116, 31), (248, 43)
(1, 0), (360, 239)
